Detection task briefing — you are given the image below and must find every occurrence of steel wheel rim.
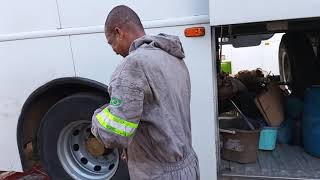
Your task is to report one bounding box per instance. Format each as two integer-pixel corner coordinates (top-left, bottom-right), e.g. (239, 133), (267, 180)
(57, 120), (119, 180)
(281, 51), (293, 84)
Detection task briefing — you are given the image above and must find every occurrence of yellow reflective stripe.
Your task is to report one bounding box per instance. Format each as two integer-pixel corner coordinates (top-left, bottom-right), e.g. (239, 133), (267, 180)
(98, 110), (135, 133)
(103, 108), (138, 128)
(96, 114), (133, 137)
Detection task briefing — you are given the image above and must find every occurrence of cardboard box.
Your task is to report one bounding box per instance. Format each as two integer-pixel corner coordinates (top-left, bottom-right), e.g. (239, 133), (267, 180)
(254, 81), (284, 127)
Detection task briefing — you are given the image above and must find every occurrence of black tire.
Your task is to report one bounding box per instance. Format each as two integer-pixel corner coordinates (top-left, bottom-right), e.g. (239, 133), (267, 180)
(279, 33), (320, 97)
(37, 93), (130, 180)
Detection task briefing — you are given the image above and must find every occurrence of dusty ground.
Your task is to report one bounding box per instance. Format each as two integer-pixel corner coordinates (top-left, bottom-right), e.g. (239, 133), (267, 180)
(0, 141), (49, 179)
(0, 166), (49, 180)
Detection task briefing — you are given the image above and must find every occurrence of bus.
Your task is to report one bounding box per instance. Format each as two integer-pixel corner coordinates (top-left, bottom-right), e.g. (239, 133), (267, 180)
(1, 0), (320, 179)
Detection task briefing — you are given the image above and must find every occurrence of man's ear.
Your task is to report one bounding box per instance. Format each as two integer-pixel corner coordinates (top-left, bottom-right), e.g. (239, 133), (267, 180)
(114, 27), (123, 40)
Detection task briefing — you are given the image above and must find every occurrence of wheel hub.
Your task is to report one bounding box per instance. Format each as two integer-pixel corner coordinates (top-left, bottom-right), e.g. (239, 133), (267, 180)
(86, 136), (105, 158)
(57, 121), (119, 180)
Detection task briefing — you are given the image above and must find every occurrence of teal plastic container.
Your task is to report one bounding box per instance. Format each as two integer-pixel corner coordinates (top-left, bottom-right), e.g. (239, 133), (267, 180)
(259, 127), (278, 150)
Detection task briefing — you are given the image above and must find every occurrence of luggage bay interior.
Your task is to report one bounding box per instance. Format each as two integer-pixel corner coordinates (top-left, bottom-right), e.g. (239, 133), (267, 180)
(217, 33), (320, 179)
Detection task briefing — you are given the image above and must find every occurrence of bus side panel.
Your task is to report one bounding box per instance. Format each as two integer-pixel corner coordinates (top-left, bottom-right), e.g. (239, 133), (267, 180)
(0, 37), (74, 171)
(0, 0), (60, 34)
(71, 24), (217, 179)
(210, 0), (320, 25)
(69, 33), (121, 84)
(56, 0), (209, 28)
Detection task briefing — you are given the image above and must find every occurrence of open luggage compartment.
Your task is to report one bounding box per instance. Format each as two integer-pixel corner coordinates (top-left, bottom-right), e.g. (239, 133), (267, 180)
(217, 33), (320, 180)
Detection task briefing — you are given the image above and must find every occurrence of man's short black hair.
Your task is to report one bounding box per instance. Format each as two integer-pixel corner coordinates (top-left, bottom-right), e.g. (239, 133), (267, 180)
(105, 5), (144, 34)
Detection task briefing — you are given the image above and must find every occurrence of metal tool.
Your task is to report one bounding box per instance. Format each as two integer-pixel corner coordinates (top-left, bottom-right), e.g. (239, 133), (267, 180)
(230, 100), (255, 130)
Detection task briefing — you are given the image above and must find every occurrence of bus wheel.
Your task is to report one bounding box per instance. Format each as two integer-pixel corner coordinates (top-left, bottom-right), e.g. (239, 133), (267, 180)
(37, 93), (129, 180)
(279, 33), (320, 97)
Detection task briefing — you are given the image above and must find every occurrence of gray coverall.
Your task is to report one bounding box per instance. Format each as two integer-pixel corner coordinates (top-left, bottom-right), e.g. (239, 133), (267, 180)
(91, 34), (200, 180)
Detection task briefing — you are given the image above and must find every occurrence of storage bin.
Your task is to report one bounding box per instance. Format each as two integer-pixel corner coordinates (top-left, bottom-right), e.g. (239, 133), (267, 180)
(219, 118), (261, 163)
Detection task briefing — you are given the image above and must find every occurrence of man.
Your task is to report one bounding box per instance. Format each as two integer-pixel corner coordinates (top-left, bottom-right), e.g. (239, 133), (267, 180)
(91, 5), (199, 180)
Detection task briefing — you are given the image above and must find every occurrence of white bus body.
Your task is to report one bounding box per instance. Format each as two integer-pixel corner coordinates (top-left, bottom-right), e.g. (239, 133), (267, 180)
(0, 1), (217, 179)
(1, 0), (320, 179)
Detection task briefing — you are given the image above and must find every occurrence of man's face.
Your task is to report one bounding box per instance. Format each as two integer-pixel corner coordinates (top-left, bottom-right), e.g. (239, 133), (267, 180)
(105, 27), (130, 57)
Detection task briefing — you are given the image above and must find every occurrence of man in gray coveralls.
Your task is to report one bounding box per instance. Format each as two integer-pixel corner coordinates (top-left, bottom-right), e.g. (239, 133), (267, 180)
(91, 5), (200, 180)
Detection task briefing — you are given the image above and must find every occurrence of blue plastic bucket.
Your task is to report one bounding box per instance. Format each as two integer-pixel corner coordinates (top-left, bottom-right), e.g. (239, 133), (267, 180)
(259, 127), (278, 150)
(277, 118), (293, 144)
(277, 97), (304, 144)
(303, 86), (320, 157)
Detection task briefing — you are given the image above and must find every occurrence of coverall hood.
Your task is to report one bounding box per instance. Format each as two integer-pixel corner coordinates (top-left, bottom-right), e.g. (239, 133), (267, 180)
(129, 33), (185, 59)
